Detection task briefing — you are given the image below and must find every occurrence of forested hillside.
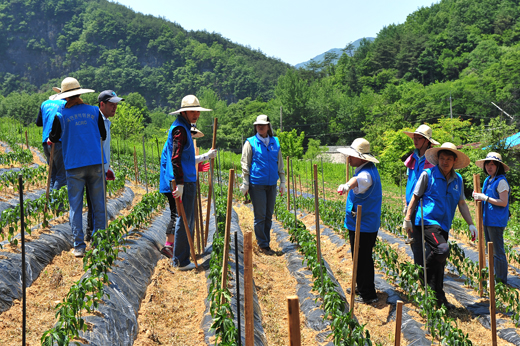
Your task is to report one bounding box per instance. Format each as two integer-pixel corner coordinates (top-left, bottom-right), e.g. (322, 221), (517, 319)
(0, 0), (289, 108)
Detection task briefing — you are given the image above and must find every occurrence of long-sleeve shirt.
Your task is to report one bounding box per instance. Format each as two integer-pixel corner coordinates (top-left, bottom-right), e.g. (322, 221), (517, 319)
(171, 126), (188, 185)
(101, 111), (111, 172)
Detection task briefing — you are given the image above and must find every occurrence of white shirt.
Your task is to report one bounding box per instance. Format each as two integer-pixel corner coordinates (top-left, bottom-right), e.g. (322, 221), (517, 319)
(101, 111), (111, 173)
(353, 162), (373, 194)
(256, 133), (270, 147)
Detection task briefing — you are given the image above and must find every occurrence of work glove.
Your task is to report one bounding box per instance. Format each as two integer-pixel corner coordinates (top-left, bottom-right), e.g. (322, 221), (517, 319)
(472, 191), (487, 201)
(46, 138), (53, 146)
(337, 183), (350, 196)
(206, 148), (218, 159)
(198, 162), (210, 172)
(469, 224), (477, 241)
(106, 168), (115, 181)
(402, 219), (413, 234)
(279, 182), (285, 196)
(173, 184), (184, 199)
(403, 204), (408, 215)
(239, 183), (249, 196)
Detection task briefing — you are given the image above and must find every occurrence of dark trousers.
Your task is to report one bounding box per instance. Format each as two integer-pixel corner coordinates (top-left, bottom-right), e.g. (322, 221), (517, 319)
(348, 230), (378, 300)
(86, 180), (106, 232)
(411, 208), (432, 266)
(423, 225), (450, 302)
(163, 192), (179, 235)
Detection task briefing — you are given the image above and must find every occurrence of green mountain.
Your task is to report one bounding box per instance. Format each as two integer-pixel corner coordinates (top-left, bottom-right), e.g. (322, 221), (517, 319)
(0, 0), (290, 109)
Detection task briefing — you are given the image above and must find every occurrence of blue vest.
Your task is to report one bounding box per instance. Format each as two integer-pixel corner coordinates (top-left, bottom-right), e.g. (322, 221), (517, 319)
(247, 136), (280, 186)
(57, 104), (106, 170)
(41, 99), (66, 142)
(405, 152), (426, 204)
(483, 175), (509, 228)
(159, 117), (196, 193)
(344, 163), (382, 233)
(415, 166), (463, 232)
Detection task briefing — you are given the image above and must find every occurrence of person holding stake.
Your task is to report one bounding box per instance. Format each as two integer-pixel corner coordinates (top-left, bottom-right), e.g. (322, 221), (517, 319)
(240, 115), (285, 255)
(474, 152), (511, 285)
(402, 124), (439, 265)
(403, 142), (477, 309)
(159, 95), (216, 271)
(337, 138), (382, 304)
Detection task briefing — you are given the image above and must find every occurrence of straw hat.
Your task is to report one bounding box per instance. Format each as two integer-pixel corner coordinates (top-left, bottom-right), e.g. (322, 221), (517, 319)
(475, 152), (510, 172)
(337, 138), (379, 164)
(50, 77), (95, 100)
(425, 142), (470, 170)
(253, 114), (270, 125)
(169, 95), (212, 114)
(403, 124), (440, 145)
(190, 126), (204, 139)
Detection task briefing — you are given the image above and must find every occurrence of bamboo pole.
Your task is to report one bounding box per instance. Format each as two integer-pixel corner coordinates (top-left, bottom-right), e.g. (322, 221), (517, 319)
(133, 146), (138, 185)
(350, 205), (362, 314)
(244, 231), (254, 346)
(473, 174), (484, 296)
(287, 296), (301, 346)
(220, 169), (235, 304)
(204, 118), (218, 247)
(171, 180), (198, 268)
(394, 300), (403, 346)
(488, 242), (497, 346)
(194, 144), (201, 254)
(298, 174), (302, 198)
(43, 143), (55, 226)
(142, 136), (148, 193)
(314, 164), (321, 264)
(286, 156), (290, 211)
(197, 177), (204, 249)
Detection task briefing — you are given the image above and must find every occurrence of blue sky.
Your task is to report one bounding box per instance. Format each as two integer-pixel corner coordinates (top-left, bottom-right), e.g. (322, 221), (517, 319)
(114, 0), (439, 65)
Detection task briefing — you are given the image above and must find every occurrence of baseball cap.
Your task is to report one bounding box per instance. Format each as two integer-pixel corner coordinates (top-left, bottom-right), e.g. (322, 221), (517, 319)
(98, 90), (124, 104)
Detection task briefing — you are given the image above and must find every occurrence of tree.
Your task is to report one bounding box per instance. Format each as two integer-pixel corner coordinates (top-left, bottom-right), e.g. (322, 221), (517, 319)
(110, 102), (144, 140)
(276, 129), (305, 159)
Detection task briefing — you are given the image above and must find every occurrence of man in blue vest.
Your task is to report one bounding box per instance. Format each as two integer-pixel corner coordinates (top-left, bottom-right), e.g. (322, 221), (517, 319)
(403, 143), (477, 310)
(159, 95), (216, 270)
(337, 138), (382, 304)
(48, 77), (107, 258)
(402, 125), (439, 266)
(35, 95), (67, 193)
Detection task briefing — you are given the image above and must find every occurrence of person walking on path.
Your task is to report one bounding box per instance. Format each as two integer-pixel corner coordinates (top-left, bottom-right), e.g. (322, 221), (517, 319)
(336, 138), (382, 304)
(48, 77), (107, 258)
(474, 152), (511, 284)
(403, 142), (477, 309)
(240, 115), (286, 255)
(85, 90), (123, 241)
(159, 95), (216, 271)
(403, 124), (440, 266)
(36, 95), (67, 193)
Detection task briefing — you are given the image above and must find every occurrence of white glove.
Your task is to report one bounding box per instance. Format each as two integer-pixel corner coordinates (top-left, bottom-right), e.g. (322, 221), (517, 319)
(402, 219), (413, 233)
(469, 225), (477, 241)
(279, 182), (285, 196)
(239, 183), (249, 196)
(173, 184), (184, 199)
(337, 183), (350, 195)
(206, 149), (218, 159)
(403, 205), (408, 215)
(472, 191), (487, 201)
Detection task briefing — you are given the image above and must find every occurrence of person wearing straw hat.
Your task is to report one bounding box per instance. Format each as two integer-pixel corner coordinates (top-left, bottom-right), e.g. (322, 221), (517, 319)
(159, 95), (217, 270)
(474, 152), (511, 284)
(240, 114), (286, 256)
(402, 124), (440, 266)
(48, 77), (107, 258)
(336, 138), (382, 304)
(403, 142), (477, 309)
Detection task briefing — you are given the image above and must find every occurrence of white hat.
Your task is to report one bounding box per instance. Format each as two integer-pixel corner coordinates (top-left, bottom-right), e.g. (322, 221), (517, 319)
(425, 142), (470, 170)
(475, 152), (510, 172)
(403, 124), (440, 145)
(253, 114), (270, 125)
(50, 77), (95, 100)
(169, 95), (212, 114)
(337, 138), (379, 163)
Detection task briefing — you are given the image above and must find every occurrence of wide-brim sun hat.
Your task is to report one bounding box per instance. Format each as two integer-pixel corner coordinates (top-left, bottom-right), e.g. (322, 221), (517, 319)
(169, 95), (212, 114)
(337, 138), (380, 164)
(475, 152), (510, 172)
(253, 114), (270, 125)
(403, 124), (440, 145)
(425, 142), (470, 170)
(190, 126), (204, 139)
(50, 77), (95, 100)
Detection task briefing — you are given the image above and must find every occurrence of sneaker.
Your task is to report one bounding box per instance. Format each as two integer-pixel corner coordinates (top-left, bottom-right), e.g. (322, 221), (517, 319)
(259, 246), (275, 256)
(355, 296), (379, 304)
(346, 287), (360, 295)
(72, 248), (85, 258)
(178, 262), (196, 271)
(160, 246), (174, 258)
(85, 228), (92, 242)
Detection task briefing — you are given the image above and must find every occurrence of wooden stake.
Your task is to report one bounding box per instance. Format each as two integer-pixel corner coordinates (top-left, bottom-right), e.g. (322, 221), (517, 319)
(25, 130), (29, 150)
(220, 169), (235, 304)
(171, 180), (198, 268)
(350, 205), (362, 314)
(244, 231), (254, 346)
(204, 118), (218, 247)
(287, 296), (301, 346)
(133, 146), (138, 185)
(394, 300), (403, 346)
(474, 174), (484, 297)
(314, 164), (321, 264)
(194, 143), (201, 254)
(43, 143), (55, 226)
(298, 174), (302, 197)
(286, 156), (290, 211)
(488, 242), (497, 346)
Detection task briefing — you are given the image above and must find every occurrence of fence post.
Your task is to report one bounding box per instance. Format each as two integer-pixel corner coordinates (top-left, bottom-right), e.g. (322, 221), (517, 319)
(287, 296), (301, 346)
(244, 231), (254, 346)
(350, 205), (362, 314)
(394, 300), (403, 346)
(488, 242), (497, 346)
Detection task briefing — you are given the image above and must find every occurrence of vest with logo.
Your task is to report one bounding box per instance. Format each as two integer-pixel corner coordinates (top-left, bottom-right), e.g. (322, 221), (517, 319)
(159, 117), (196, 193)
(415, 165), (463, 231)
(246, 135), (280, 186)
(344, 162), (382, 233)
(482, 175), (509, 228)
(405, 152), (427, 204)
(57, 104), (105, 170)
(41, 99), (66, 142)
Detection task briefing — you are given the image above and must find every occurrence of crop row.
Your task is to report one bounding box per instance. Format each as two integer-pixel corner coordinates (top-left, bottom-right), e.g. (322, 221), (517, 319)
(0, 165), (47, 193)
